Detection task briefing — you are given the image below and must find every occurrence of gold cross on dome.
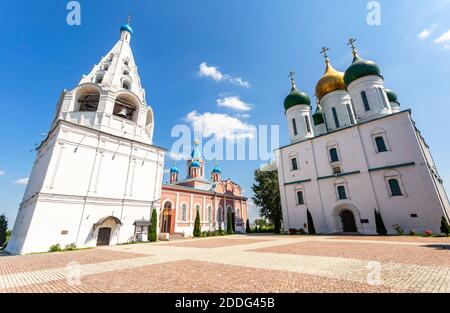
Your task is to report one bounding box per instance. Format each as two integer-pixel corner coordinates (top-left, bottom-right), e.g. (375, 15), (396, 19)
(347, 38), (357, 55)
(127, 15), (132, 24)
(288, 71), (296, 87)
(320, 46), (329, 60)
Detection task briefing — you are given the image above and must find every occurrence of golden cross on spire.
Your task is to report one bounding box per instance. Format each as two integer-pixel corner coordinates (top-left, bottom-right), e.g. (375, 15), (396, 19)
(127, 15), (132, 24)
(347, 37), (357, 56)
(320, 46), (330, 60)
(288, 71), (296, 88)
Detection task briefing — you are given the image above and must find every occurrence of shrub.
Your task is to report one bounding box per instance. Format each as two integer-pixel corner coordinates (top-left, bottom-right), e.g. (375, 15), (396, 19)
(289, 228), (298, 235)
(393, 224), (404, 235)
(307, 209), (316, 235)
(193, 210), (201, 238)
(409, 230), (416, 236)
(0, 214), (8, 248)
(298, 228), (306, 235)
(48, 244), (62, 252)
(440, 216), (450, 236)
(246, 219), (251, 233)
(64, 243), (77, 251)
(424, 230), (433, 237)
(375, 209), (387, 235)
(227, 211), (233, 235)
(5, 229), (11, 247)
(148, 208), (158, 242)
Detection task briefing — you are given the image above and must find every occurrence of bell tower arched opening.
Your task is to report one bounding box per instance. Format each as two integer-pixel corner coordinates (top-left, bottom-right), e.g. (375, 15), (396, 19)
(113, 93), (138, 121)
(76, 86), (100, 112)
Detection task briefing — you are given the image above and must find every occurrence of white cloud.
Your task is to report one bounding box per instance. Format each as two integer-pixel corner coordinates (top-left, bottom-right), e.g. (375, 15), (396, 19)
(0, 170), (4, 176)
(185, 111), (255, 141)
(198, 62), (224, 81)
(434, 29), (450, 44)
(168, 151), (189, 161)
(217, 96), (252, 112)
(14, 177), (29, 185)
(198, 62), (250, 88)
(418, 28), (433, 40)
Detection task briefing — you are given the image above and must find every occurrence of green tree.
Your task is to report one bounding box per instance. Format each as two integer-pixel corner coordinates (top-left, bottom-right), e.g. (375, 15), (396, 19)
(148, 208), (158, 242)
(193, 209), (201, 237)
(246, 218), (251, 233)
(441, 216), (450, 236)
(0, 214), (8, 248)
(227, 211), (233, 235)
(375, 209), (387, 235)
(307, 209), (316, 235)
(251, 166), (282, 234)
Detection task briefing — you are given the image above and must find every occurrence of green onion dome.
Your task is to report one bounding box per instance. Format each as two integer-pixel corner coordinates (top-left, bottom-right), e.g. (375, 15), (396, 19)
(312, 104), (325, 125)
(344, 54), (382, 87)
(284, 84), (311, 111)
(385, 89), (399, 103)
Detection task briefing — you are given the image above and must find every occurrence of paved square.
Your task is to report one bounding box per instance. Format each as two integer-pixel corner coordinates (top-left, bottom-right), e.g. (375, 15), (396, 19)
(1, 235), (449, 293)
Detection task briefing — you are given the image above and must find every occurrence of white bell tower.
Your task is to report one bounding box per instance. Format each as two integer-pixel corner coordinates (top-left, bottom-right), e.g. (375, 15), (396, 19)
(7, 20), (165, 254)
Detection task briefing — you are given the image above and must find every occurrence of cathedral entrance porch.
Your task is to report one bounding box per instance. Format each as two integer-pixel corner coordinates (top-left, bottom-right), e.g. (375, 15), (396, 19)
(332, 204), (362, 234)
(92, 216), (122, 247)
(339, 210), (357, 233)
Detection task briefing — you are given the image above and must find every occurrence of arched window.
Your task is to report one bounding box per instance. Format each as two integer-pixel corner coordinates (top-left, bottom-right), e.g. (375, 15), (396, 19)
(291, 157), (298, 171)
(122, 81), (130, 90)
(375, 136), (388, 152)
(180, 204), (187, 221)
(361, 91), (370, 111)
(388, 179), (403, 196)
(124, 58), (130, 66)
(305, 116), (312, 133)
(337, 186), (347, 200)
(95, 75), (104, 84)
(77, 86), (100, 112)
(123, 70), (130, 76)
(113, 94), (137, 121)
(103, 64), (109, 71)
(207, 206), (212, 222)
(297, 190), (305, 205)
(292, 118), (298, 136)
(378, 88), (389, 108)
(329, 148), (339, 163)
(236, 208), (240, 219)
(218, 207), (223, 222)
(332, 107), (340, 128)
(346, 103), (356, 125)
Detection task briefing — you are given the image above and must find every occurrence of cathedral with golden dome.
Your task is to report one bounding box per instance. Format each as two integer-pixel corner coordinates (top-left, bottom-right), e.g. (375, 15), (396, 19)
(276, 39), (449, 235)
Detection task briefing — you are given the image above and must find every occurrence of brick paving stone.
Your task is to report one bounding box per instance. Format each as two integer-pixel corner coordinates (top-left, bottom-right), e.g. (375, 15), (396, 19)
(0, 249), (148, 275)
(250, 241), (450, 267)
(1, 235), (449, 293)
(328, 236), (450, 244)
(162, 238), (272, 249)
(1, 260), (404, 293)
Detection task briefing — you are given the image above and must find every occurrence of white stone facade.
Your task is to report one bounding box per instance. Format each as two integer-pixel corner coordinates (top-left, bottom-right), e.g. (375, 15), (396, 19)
(7, 24), (165, 254)
(277, 111), (450, 235)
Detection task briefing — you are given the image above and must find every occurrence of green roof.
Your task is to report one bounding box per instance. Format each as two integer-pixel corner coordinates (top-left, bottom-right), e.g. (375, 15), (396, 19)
(385, 89), (398, 103)
(284, 86), (311, 111)
(344, 54), (381, 87)
(312, 106), (325, 125)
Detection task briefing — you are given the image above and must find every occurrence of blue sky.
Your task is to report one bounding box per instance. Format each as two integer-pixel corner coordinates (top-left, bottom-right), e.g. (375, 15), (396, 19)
(1, 0), (450, 225)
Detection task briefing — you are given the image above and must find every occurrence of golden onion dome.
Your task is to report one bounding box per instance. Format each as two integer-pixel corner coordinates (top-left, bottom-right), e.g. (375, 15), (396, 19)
(315, 59), (346, 101)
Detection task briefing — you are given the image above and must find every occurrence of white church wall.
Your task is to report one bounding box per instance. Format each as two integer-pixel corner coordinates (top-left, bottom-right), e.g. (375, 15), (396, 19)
(347, 75), (392, 122)
(320, 90), (354, 131)
(277, 110), (448, 235)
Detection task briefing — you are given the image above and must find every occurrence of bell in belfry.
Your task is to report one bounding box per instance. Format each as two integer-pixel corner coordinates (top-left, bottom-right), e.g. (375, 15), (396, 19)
(117, 106), (128, 118)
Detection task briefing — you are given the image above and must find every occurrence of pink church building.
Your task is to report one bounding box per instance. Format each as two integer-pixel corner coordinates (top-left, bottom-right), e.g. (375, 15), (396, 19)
(159, 140), (248, 237)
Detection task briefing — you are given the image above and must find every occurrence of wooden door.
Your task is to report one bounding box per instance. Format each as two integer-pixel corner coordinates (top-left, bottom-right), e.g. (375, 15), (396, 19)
(97, 227), (112, 246)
